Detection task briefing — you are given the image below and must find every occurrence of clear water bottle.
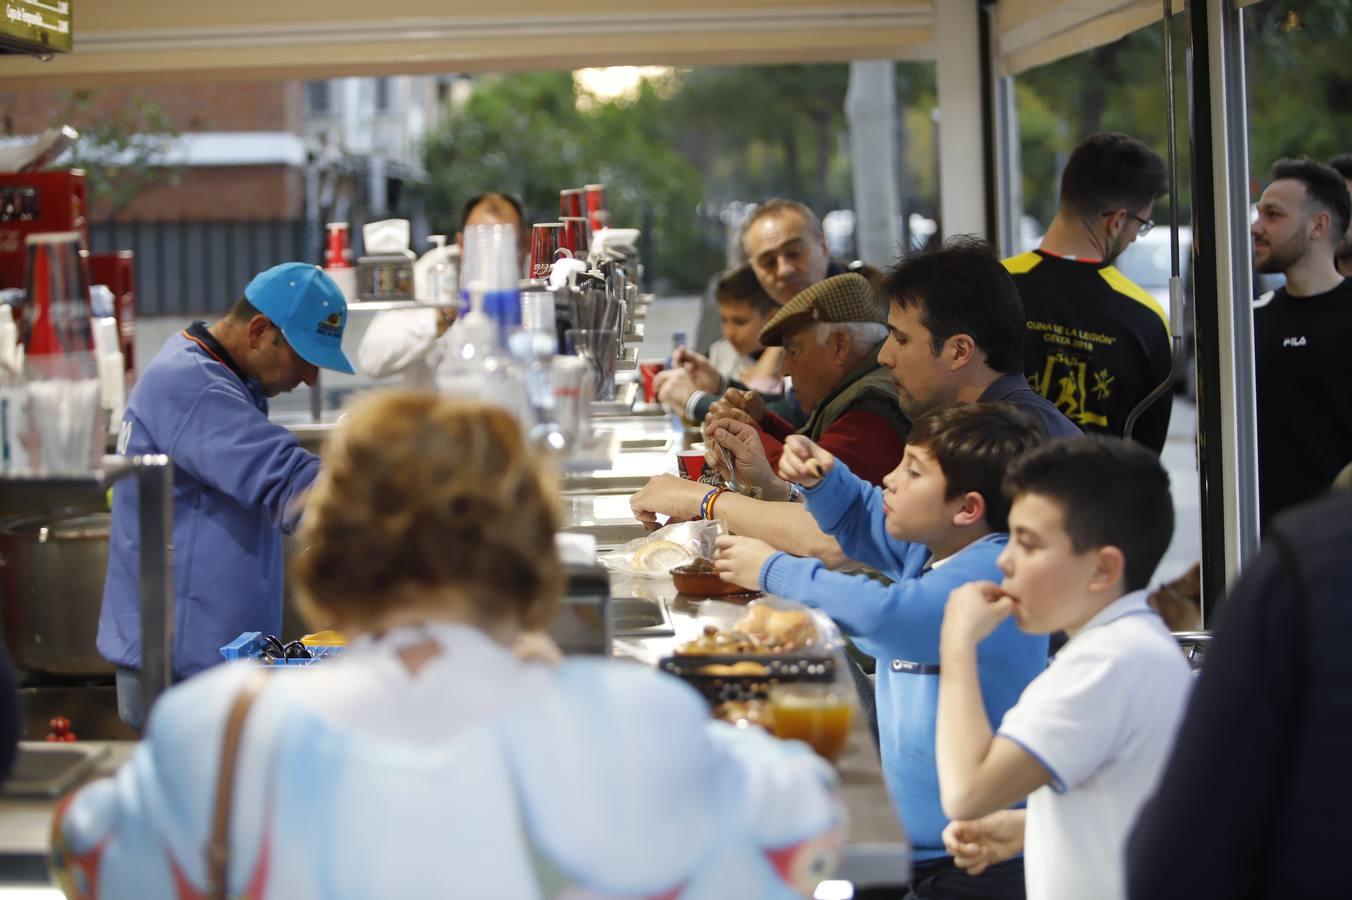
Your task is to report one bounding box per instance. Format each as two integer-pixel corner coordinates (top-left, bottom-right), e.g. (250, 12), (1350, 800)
(437, 287), (531, 429)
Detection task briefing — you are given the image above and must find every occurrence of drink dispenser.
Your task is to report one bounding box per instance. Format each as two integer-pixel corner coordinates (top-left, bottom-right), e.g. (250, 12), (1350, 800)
(22, 230), (92, 355)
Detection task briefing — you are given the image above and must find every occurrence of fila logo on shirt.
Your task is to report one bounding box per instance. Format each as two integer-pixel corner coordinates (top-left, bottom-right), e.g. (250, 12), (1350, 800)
(1282, 336), (1308, 348)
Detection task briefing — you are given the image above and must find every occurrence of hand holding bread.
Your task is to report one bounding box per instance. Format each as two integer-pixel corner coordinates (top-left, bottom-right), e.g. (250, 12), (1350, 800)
(779, 435), (835, 489)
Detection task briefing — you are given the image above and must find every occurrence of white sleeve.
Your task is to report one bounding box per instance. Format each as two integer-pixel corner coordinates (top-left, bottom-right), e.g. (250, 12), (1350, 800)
(355, 309), (440, 379)
(707, 339), (742, 380)
(995, 647), (1128, 793)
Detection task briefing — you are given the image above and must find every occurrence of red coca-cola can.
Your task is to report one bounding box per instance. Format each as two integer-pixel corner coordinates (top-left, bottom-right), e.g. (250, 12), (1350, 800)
(560, 188), (584, 220)
(559, 216), (591, 258)
(529, 223), (566, 281)
(584, 183), (608, 232)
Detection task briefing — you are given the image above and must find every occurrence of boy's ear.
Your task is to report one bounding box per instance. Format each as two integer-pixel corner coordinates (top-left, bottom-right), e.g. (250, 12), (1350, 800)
(1088, 545), (1127, 594)
(951, 491), (987, 528)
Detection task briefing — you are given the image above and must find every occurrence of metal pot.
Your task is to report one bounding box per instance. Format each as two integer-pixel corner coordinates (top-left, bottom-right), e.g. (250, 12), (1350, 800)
(0, 509), (113, 676)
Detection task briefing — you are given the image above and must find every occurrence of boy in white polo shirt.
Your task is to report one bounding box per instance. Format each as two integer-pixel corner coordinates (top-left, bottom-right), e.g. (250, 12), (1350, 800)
(932, 436), (1192, 900)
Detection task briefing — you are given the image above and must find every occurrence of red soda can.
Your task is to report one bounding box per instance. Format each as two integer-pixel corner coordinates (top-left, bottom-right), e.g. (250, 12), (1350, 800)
(529, 223), (566, 281)
(584, 183), (608, 232)
(559, 216), (591, 258)
(560, 188), (584, 219)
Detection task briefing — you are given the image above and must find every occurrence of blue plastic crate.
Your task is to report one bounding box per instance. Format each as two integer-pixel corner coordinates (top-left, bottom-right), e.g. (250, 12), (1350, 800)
(220, 631), (344, 667)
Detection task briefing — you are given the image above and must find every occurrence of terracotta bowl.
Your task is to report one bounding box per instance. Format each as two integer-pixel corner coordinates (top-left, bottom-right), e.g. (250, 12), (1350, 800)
(670, 564), (758, 597)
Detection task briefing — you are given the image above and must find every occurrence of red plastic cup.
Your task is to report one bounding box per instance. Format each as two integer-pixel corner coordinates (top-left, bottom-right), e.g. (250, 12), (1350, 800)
(560, 188), (584, 219)
(676, 448), (706, 480)
(560, 216), (591, 258)
(639, 360), (666, 403)
(324, 222), (351, 268)
(584, 183), (608, 232)
(529, 223), (566, 281)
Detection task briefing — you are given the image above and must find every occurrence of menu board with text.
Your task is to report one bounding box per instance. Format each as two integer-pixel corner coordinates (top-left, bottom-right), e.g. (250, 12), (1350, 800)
(2, 1), (72, 55)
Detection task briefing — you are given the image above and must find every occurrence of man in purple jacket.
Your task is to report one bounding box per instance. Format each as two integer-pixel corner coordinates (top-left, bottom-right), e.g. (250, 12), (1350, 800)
(98, 263), (354, 730)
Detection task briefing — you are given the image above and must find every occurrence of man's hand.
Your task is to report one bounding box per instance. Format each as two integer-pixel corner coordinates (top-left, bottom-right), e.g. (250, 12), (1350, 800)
(654, 367), (698, 413)
(709, 387), (767, 424)
(703, 399), (758, 433)
(942, 810), (1027, 876)
(629, 475), (707, 530)
(706, 418), (789, 500)
(714, 535), (777, 590)
(671, 346), (723, 393)
(941, 582), (1016, 651)
(779, 435), (835, 489)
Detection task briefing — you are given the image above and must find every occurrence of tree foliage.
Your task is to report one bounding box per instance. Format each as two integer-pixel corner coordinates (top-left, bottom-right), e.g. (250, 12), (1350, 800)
(57, 91), (182, 219)
(422, 0), (1351, 289)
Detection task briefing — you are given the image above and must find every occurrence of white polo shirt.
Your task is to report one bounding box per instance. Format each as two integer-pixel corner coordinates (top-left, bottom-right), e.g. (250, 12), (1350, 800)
(996, 590), (1192, 900)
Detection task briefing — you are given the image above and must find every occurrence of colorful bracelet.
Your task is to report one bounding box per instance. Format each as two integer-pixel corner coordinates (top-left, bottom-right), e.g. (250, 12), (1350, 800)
(699, 486), (728, 520)
(708, 487), (731, 520)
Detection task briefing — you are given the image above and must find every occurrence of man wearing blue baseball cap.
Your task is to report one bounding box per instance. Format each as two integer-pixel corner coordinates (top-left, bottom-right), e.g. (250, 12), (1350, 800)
(98, 263), (354, 730)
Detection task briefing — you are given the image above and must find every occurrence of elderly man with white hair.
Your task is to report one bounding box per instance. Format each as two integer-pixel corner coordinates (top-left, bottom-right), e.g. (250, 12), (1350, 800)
(631, 272), (908, 558)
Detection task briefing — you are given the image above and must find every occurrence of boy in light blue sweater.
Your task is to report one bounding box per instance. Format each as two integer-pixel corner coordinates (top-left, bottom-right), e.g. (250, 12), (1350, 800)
(715, 402), (1051, 898)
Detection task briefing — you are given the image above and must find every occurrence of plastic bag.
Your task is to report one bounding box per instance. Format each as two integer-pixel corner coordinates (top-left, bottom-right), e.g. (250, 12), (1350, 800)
(684, 595), (845, 653)
(600, 518), (727, 578)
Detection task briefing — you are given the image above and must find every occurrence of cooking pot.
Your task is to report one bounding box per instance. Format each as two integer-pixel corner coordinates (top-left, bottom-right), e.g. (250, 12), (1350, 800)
(0, 509), (114, 676)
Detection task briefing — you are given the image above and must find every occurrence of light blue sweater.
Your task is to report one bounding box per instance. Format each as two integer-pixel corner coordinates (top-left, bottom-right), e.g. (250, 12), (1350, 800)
(759, 461), (1049, 861)
(98, 324), (319, 678)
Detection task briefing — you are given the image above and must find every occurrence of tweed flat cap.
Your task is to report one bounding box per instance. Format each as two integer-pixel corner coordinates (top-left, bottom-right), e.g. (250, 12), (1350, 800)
(758, 272), (886, 347)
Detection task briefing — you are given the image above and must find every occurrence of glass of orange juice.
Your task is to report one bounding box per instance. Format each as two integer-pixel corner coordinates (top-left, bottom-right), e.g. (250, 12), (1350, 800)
(768, 683), (854, 762)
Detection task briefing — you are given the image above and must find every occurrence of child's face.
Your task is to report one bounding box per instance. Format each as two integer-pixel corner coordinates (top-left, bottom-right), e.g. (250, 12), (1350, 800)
(996, 492), (1108, 635)
(881, 444), (963, 544)
(719, 299), (769, 356)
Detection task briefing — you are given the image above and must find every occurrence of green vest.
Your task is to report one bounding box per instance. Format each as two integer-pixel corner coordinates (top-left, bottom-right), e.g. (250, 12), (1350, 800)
(798, 340), (911, 444)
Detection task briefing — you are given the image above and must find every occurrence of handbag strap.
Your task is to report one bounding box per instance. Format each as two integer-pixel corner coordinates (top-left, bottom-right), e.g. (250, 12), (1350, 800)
(205, 669), (271, 900)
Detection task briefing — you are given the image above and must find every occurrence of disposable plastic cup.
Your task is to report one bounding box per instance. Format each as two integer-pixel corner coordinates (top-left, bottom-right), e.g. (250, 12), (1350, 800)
(768, 683), (854, 763)
(676, 447), (706, 480)
(639, 360), (666, 403)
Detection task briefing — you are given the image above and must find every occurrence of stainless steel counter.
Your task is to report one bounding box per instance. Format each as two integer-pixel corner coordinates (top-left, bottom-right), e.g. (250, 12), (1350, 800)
(0, 741), (135, 883)
(564, 418), (911, 888)
(601, 580), (911, 888)
(0, 401), (908, 890)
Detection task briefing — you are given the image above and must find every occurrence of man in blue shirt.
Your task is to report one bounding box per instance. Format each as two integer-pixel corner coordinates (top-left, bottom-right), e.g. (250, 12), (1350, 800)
(99, 263), (355, 729)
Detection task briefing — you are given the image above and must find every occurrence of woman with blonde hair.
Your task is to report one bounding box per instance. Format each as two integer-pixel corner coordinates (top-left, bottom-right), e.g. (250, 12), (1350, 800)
(51, 392), (844, 899)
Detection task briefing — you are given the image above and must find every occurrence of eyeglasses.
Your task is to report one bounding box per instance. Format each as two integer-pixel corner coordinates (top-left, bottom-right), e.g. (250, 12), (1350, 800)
(1103, 210), (1154, 237)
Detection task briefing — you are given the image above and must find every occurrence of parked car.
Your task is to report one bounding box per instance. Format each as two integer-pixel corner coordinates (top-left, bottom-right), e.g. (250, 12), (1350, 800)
(1115, 226), (1196, 399)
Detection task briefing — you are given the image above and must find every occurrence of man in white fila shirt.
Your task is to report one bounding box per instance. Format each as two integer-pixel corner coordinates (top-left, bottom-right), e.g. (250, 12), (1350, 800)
(1251, 158), (1352, 529)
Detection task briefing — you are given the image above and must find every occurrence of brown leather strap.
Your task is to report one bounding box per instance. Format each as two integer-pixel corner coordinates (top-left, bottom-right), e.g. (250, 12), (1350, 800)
(205, 669), (270, 900)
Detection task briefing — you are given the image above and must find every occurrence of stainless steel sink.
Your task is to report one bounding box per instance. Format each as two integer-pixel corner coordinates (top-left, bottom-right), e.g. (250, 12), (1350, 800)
(610, 597), (673, 637)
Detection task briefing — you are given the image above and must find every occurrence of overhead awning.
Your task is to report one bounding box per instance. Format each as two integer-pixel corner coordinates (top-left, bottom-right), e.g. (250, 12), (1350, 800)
(998, 0), (1164, 76)
(998, 0), (1265, 76)
(0, 1), (933, 88)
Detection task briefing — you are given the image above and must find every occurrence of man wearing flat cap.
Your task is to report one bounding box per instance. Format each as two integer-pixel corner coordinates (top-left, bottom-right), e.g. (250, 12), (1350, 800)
(631, 273), (909, 554)
(737, 272), (909, 485)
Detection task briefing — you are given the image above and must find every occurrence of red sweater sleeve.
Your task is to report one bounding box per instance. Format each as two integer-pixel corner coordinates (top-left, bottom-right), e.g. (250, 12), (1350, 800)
(757, 411), (795, 468)
(816, 410), (907, 486)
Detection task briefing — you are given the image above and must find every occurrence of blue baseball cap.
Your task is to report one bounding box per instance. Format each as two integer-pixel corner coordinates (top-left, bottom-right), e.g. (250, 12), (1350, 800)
(244, 263), (355, 375)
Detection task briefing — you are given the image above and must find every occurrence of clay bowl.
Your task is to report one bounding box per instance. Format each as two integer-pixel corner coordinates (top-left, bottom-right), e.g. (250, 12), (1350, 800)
(670, 564), (760, 598)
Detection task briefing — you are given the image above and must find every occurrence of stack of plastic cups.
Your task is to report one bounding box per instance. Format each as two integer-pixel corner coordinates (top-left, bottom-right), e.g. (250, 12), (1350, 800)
(460, 224), (521, 343)
(324, 222), (356, 303)
(91, 316), (126, 428)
